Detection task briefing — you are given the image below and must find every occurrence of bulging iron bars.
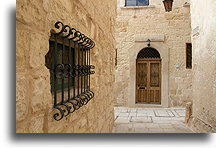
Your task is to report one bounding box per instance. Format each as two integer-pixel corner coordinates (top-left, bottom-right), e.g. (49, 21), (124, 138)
(50, 21), (95, 121)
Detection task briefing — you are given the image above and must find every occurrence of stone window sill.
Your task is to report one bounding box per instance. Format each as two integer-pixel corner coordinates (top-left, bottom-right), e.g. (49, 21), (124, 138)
(121, 5), (156, 9)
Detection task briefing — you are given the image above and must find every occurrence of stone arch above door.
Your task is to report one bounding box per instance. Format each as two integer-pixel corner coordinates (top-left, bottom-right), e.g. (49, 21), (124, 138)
(128, 42), (169, 108)
(137, 47), (161, 59)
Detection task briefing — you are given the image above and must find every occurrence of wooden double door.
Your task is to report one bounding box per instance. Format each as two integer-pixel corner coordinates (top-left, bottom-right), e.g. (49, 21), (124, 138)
(136, 59), (161, 104)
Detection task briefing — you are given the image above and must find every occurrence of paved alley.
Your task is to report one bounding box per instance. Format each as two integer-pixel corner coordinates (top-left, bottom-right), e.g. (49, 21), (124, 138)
(113, 107), (194, 133)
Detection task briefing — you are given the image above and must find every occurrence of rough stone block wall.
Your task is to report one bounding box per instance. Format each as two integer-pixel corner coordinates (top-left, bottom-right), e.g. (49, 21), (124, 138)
(115, 0), (192, 107)
(16, 0), (116, 133)
(188, 0), (216, 133)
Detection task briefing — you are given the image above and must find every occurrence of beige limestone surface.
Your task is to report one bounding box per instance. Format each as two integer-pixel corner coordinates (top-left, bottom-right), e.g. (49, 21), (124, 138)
(188, 0), (216, 133)
(115, 0), (192, 107)
(16, 0), (116, 133)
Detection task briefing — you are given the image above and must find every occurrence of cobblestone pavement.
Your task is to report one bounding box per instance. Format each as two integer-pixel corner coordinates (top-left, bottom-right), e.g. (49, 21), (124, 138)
(113, 107), (194, 133)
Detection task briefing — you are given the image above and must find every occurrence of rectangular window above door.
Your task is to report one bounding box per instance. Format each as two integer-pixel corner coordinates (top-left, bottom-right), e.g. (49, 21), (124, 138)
(125, 0), (149, 6)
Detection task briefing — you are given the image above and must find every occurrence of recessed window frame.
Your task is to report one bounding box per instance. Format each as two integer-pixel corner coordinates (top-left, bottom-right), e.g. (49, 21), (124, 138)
(125, 0), (149, 6)
(45, 21), (95, 121)
(186, 43), (192, 69)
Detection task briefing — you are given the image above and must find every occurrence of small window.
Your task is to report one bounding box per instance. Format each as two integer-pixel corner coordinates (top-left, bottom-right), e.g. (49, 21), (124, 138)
(45, 21), (95, 121)
(186, 43), (192, 69)
(115, 48), (118, 67)
(125, 0), (149, 6)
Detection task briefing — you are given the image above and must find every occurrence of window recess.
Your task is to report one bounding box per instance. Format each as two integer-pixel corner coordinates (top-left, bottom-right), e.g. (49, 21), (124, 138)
(45, 21), (95, 121)
(186, 43), (192, 69)
(125, 0), (149, 6)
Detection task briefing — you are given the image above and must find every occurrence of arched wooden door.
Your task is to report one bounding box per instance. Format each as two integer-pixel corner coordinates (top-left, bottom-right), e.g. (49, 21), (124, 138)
(136, 48), (161, 104)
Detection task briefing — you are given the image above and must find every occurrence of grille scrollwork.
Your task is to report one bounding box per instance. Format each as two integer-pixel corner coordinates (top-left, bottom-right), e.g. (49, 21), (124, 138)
(48, 21), (96, 121)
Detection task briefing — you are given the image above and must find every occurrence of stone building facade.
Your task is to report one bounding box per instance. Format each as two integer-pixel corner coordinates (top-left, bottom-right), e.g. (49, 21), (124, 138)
(16, 0), (215, 134)
(187, 0), (216, 133)
(16, 0), (116, 133)
(114, 0), (193, 107)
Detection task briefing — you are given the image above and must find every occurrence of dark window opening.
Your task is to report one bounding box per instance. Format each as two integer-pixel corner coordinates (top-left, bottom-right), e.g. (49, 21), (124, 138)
(45, 41), (75, 93)
(186, 43), (192, 69)
(115, 48), (118, 67)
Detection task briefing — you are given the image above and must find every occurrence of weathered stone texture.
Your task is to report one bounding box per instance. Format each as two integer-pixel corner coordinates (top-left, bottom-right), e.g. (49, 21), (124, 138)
(16, 0), (116, 133)
(115, 0), (192, 107)
(187, 0), (216, 133)
(185, 102), (192, 123)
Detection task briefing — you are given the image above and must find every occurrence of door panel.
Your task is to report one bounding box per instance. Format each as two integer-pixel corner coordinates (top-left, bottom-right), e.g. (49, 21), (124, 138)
(136, 62), (148, 103)
(137, 63), (147, 87)
(150, 63), (160, 87)
(136, 59), (161, 104)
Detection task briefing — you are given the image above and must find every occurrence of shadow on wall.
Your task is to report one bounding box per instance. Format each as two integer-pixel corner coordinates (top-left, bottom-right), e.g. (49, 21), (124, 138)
(12, 7), (209, 139)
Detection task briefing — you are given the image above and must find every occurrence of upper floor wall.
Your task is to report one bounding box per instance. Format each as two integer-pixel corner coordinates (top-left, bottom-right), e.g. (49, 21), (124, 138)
(117, 0), (190, 8)
(114, 0), (192, 107)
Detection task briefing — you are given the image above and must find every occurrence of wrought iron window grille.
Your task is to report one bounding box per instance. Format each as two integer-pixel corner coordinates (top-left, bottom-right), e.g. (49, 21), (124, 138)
(186, 43), (192, 69)
(46, 21), (95, 121)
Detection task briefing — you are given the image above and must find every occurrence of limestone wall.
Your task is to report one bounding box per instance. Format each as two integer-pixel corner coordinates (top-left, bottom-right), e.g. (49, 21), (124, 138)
(16, 0), (116, 133)
(188, 0), (216, 133)
(115, 0), (192, 107)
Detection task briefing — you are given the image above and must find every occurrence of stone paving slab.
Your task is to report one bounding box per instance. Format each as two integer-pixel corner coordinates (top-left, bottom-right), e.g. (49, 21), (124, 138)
(174, 109), (186, 117)
(130, 116), (152, 123)
(113, 107), (194, 133)
(119, 112), (130, 117)
(129, 113), (137, 117)
(115, 117), (131, 124)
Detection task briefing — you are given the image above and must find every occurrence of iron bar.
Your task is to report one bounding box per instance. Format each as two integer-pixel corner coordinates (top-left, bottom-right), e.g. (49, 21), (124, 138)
(68, 41), (71, 102)
(61, 38), (65, 104)
(88, 48), (90, 90)
(73, 42), (76, 99)
(84, 47), (86, 92)
(53, 35), (57, 107)
(77, 43), (80, 95)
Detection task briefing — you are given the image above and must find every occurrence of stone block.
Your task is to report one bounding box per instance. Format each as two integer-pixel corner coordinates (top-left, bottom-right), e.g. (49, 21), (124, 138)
(129, 113), (137, 117)
(16, 29), (29, 70)
(113, 123), (134, 133)
(31, 78), (47, 113)
(170, 90), (177, 95)
(16, 0), (47, 31)
(115, 117), (131, 124)
(16, 76), (29, 122)
(135, 34), (165, 42)
(119, 113), (130, 117)
(185, 102), (192, 123)
(130, 116), (152, 123)
(29, 33), (48, 68)
(29, 113), (45, 133)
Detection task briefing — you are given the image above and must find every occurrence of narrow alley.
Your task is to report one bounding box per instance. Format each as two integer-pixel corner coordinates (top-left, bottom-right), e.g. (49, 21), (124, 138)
(113, 107), (193, 133)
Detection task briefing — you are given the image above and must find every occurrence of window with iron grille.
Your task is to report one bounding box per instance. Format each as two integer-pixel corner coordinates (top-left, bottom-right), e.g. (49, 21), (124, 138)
(186, 43), (192, 69)
(125, 0), (149, 6)
(45, 21), (95, 121)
